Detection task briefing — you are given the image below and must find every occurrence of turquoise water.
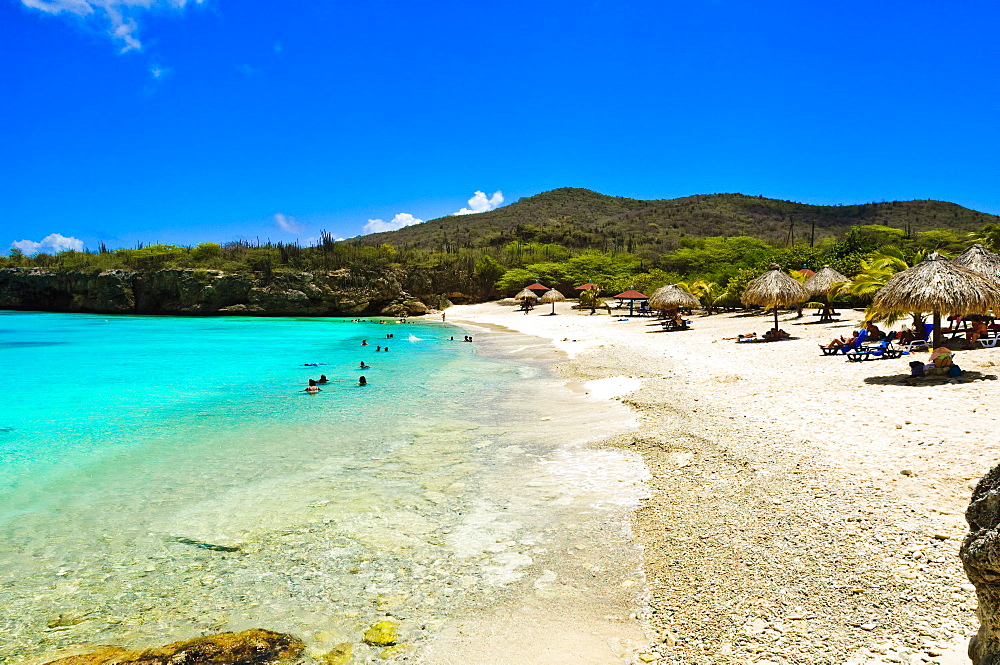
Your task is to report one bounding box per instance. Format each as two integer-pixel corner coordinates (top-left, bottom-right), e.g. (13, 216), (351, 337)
(0, 311), (646, 663)
(0, 312), (494, 509)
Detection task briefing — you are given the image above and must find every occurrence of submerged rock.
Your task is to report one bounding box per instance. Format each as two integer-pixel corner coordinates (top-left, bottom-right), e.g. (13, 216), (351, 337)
(40, 628), (304, 664)
(379, 643), (407, 660)
(320, 642), (353, 665)
(962, 464), (1000, 664)
(363, 620), (399, 646)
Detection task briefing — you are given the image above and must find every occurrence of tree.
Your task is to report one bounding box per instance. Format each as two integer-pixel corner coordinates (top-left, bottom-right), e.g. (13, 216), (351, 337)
(969, 224), (1000, 253)
(190, 242), (222, 263)
(836, 247), (927, 327)
(578, 287), (603, 314)
(474, 254), (505, 297)
(8, 248), (25, 267)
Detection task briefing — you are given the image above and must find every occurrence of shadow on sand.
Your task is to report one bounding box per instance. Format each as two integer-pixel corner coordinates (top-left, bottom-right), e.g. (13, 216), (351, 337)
(863, 371), (998, 387)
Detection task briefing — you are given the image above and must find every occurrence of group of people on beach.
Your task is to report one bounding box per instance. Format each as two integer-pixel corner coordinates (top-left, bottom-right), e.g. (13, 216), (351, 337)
(724, 327), (789, 342)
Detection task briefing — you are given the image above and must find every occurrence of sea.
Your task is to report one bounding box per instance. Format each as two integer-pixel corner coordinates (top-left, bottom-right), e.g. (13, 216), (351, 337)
(0, 311), (649, 663)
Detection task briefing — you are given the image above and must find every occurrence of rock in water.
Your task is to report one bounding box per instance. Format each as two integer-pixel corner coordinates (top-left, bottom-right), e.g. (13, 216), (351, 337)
(962, 465), (1000, 664)
(363, 620), (399, 646)
(40, 629), (304, 664)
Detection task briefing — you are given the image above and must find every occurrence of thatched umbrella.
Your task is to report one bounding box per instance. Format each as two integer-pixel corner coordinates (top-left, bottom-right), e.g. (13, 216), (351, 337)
(539, 288), (566, 314)
(741, 264), (810, 332)
(869, 252), (1000, 347)
(514, 288), (539, 302)
(803, 265), (849, 323)
(648, 284), (700, 311)
(953, 244), (1000, 286)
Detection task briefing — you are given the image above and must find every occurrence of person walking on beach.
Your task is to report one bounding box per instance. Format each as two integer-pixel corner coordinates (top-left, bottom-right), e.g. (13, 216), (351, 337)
(441, 312), (446, 322)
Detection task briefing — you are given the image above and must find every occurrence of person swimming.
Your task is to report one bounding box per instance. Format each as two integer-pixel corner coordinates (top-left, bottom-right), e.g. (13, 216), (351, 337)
(376, 345), (381, 351)
(360, 362), (370, 369)
(308, 379), (317, 386)
(305, 385), (321, 393)
(317, 374), (328, 384)
(359, 376), (367, 386)
(361, 339), (369, 346)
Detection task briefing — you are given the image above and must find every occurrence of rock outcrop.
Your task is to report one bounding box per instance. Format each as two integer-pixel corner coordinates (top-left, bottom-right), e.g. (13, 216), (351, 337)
(962, 464), (1000, 665)
(40, 628), (304, 664)
(0, 268), (443, 316)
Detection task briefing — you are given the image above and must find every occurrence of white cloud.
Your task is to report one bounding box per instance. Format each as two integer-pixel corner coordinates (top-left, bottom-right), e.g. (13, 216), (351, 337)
(363, 213), (423, 235)
(274, 213), (303, 234)
(453, 190), (504, 216)
(149, 64), (170, 79)
(20, 0), (205, 53)
(11, 233), (85, 255)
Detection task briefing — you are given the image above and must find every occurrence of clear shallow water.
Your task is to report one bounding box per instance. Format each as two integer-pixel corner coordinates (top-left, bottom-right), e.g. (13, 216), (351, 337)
(0, 312), (647, 663)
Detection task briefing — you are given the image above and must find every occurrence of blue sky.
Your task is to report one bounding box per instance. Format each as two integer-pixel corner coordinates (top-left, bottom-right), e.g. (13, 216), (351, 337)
(3, 1), (999, 253)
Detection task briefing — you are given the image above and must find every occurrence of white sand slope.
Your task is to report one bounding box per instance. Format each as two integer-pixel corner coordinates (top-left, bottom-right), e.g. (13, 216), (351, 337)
(447, 300), (998, 665)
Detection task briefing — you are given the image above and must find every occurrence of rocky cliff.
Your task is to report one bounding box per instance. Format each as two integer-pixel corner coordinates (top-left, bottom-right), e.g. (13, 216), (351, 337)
(0, 268), (440, 316)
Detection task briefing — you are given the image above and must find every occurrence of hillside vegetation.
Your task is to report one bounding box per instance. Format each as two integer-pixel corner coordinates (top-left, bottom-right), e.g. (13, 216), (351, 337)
(3, 188), (999, 315)
(352, 187), (997, 256)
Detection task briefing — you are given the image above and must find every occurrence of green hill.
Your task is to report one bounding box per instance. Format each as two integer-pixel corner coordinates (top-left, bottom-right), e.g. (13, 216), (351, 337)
(352, 187), (998, 255)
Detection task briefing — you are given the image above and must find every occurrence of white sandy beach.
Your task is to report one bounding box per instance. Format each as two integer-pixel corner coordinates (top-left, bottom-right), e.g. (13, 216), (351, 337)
(448, 301), (1000, 665)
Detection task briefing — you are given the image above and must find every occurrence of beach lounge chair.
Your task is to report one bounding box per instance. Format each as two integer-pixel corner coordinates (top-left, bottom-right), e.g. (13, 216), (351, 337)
(902, 323), (933, 352)
(977, 334), (1000, 348)
(846, 332), (902, 361)
(818, 329), (868, 356)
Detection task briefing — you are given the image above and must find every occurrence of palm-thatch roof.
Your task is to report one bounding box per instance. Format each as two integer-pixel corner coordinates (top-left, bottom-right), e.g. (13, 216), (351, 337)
(741, 264), (809, 308)
(870, 252), (1000, 318)
(514, 288), (539, 300)
(540, 288), (566, 314)
(952, 244), (1000, 286)
(803, 265), (849, 297)
(539, 289), (566, 304)
(648, 284), (700, 310)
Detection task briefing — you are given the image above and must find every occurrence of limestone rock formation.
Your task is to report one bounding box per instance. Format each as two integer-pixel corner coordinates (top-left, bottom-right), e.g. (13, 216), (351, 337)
(0, 267), (445, 316)
(962, 464), (1000, 665)
(40, 628), (304, 664)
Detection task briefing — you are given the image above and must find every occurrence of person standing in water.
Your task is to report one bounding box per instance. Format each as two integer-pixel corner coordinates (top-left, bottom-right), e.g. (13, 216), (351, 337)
(359, 376), (367, 386)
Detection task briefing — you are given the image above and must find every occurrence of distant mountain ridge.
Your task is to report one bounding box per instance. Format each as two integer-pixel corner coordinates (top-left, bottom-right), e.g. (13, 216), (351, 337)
(352, 187), (998, 254)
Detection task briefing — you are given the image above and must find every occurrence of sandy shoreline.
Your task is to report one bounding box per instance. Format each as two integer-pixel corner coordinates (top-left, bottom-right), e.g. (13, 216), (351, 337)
(448, 301), (1000, 665)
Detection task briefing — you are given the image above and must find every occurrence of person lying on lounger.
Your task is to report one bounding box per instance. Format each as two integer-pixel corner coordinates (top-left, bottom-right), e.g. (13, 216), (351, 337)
(822, 331), (858, 348)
